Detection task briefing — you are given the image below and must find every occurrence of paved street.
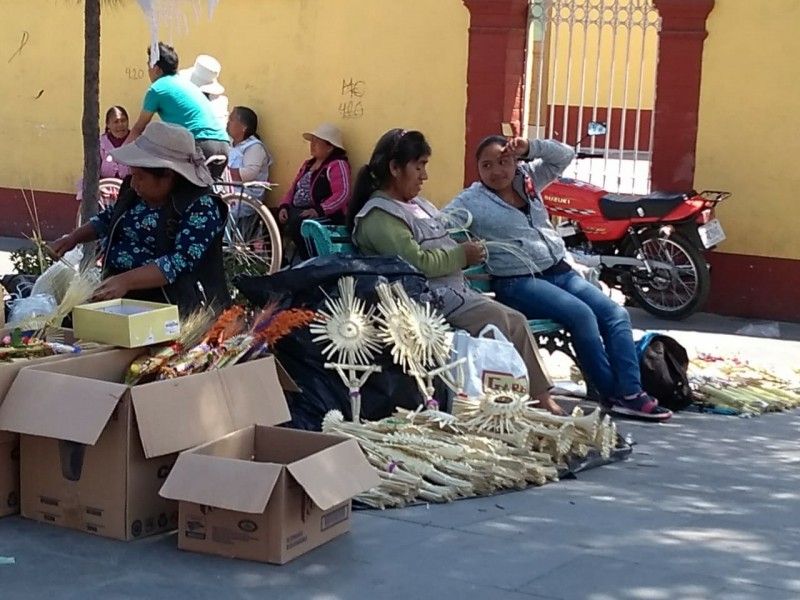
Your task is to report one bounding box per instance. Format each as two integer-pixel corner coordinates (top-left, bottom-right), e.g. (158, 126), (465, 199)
(2, 239), (800, 599)
(2, 392), (799, 599)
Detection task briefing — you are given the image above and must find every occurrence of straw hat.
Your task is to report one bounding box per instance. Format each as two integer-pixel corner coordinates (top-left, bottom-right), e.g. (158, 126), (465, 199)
(180, 55), (225, 95)
(109, 121), (214, 187)
(303, 123), (345, 150)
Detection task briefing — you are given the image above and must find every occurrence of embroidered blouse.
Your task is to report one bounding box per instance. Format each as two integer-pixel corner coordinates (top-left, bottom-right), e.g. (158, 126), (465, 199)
(90, 195), (223, 284)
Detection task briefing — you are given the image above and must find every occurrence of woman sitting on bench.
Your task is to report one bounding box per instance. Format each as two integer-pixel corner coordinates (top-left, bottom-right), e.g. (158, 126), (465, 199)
(347, 128), (564, 415)
(445, 135), (671, 421)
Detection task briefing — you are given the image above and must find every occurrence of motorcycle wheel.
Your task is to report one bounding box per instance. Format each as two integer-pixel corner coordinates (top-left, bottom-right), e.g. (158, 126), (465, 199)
(624, 230), (711, 320)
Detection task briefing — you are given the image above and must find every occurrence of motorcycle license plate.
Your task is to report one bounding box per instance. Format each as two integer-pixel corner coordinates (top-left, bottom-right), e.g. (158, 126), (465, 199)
(556, 224), (577, 237)
(698, 219), (726, 249)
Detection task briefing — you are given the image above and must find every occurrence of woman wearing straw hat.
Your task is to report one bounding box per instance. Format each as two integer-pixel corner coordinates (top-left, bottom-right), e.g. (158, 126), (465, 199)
(50, 121), (231, 315)
(278, 123), (351, 260)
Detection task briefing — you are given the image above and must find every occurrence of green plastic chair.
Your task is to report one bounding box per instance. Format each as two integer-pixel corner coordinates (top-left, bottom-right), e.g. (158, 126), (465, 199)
(300, 220), (355, 256)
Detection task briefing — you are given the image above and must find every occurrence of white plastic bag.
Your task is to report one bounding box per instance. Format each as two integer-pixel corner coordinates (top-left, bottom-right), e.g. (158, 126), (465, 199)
(7, 293), (58, 330)
(451, 324), (529, 398)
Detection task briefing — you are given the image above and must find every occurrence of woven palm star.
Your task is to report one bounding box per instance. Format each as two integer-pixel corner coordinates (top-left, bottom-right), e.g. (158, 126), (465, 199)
(375, 283), (452, 371)
(404, 299), (451, 368)
(310, 276), (382, 365)
(375, 283), (419, 372)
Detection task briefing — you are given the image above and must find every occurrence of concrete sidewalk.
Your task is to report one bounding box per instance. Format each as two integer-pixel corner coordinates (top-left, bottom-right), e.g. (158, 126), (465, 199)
(1, 401), (798, 599)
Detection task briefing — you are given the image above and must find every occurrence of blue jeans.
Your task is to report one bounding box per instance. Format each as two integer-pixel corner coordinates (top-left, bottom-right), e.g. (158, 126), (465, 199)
(493, 270), (641, 398)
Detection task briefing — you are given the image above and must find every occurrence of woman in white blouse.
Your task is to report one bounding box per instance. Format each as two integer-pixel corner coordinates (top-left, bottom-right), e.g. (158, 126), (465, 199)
(225, 106), (274, 219)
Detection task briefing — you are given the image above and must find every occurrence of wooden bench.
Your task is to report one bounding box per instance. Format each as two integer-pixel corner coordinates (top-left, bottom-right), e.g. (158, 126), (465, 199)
(300, 220), (588, 385)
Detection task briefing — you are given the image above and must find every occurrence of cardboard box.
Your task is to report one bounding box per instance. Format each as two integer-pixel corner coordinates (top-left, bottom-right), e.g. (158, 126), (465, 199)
(0, 329), (108, 519)
(0, 349), (292, 540)
(0, 436), (19, 517)
(160, 425), (380, 564)
(72, 299), (180, 348)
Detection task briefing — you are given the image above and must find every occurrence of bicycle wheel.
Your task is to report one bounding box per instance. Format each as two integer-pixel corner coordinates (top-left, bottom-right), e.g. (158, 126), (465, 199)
(76, 178), (123, 227)
(221, 193), (283, 280)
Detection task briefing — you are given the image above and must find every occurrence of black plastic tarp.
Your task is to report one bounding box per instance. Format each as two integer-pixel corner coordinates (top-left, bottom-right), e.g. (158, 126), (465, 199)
(235, 255), (435, 430)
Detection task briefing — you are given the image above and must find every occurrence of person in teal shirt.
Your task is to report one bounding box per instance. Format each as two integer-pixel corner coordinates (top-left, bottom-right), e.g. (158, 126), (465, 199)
(128, 42), (230, 178)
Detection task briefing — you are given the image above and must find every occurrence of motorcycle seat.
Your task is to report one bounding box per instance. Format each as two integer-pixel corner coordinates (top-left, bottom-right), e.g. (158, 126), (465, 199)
(599, 191), (687, 220)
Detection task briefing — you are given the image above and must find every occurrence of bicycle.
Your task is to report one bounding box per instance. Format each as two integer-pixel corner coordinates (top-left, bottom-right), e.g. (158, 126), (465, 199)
(206, 155), (283, 277)
(75, 177), (124, 227)
(214, 179), (283, 278)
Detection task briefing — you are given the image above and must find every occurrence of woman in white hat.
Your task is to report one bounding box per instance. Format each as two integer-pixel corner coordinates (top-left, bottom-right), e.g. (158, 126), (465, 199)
(278, 123), (351, 259)
(51, 121), (231, 315)
(181, 54), (230, 132)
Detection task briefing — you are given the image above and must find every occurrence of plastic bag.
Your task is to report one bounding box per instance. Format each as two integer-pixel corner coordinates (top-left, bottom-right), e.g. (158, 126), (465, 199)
(235, 254), (431, 309)
(30, 246), (84, 304)
(1, 274), (37, 301)
(451, 324), (529, 398)
(7, 293), (58, 329)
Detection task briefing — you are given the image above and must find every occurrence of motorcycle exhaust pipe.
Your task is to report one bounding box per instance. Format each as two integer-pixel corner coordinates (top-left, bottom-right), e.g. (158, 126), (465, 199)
(570, 251), (676, 272)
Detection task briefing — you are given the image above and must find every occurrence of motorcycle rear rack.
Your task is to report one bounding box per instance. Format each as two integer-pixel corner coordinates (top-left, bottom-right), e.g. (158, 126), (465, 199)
(697, 190), (731, 204)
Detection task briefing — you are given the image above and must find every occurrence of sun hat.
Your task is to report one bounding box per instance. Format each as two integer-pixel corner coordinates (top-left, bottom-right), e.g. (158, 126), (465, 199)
(179, 55), (225, 95)
(303, 123), (345, 150)
(109, 121), (214, 187)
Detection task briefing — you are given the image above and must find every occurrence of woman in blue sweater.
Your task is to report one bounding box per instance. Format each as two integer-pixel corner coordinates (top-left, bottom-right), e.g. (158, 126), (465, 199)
(446, 136), (671, 421)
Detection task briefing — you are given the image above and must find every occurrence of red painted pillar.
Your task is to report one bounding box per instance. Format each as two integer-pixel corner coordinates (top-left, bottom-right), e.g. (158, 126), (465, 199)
(462, 0), (529, 185)
(650, 0), (715, 192)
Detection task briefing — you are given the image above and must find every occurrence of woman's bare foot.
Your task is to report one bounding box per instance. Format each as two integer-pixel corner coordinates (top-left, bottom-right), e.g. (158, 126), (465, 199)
(535, 393), (566, 416)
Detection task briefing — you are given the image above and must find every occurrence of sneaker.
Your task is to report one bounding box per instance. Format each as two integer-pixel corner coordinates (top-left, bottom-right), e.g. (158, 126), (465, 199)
(601, 392), (673, 422)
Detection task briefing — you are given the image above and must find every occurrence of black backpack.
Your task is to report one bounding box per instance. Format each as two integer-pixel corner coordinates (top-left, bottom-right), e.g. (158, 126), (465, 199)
(636, 333), (693, 411)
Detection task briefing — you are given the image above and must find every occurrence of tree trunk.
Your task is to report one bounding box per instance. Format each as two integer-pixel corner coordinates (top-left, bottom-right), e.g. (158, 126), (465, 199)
(80, 0), (101, 267)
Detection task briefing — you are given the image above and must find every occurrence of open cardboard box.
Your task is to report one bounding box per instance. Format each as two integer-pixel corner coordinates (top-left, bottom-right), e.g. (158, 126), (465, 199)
(0, 348), (293, 539)
(160, 425), (380, 564)
(72, 299), (180, 348)
(0, 434), (18, 518)
(0, 328), (109, 518)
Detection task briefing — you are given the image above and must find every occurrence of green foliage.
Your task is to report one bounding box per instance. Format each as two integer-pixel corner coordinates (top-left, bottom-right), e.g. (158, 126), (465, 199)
(9, 246), (53, 276)
(224, 253), (269, 305)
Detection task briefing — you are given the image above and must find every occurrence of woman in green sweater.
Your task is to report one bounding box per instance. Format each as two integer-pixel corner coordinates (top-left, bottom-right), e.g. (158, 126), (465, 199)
(348, 128), (563, 414)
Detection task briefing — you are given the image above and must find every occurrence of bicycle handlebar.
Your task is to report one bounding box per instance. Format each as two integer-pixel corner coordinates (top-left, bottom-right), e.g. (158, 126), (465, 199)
(240, 181), (275, 190)
(204, 155), (228, 166)
(575, 151), (605, 160)
(215, 180), (276, 190)
(203, 154), (277, 191)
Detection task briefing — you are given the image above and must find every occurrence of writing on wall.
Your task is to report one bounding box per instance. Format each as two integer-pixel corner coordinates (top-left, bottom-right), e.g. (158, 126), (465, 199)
(125, 67), (146, 81)
(339, 78), (365, 120)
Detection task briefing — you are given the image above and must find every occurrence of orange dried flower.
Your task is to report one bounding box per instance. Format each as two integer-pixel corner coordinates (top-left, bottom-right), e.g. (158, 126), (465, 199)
(202, 305), (246, 346)
(264, 309), (317, 346)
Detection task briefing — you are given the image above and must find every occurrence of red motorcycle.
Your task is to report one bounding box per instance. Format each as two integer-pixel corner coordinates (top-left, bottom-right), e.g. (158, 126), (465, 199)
(542, 122), (730, 320)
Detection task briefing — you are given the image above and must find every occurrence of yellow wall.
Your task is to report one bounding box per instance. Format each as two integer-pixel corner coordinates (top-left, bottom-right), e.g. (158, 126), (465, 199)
(0, 0), (469, 207)
(531, 0), (659, 112)
(694, 0), (800, 260)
